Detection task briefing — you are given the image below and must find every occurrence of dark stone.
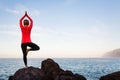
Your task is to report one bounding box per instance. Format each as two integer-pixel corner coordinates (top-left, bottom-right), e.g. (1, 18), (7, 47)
(41, 59), (86, 80)
(100, 71), (120, 80)
(55, 70), (86, 80)
(8, 76), (13, 80)
(9, 58), (86, 80)
(74, 74), (87, 80)
(41, 58), (62, 80)
(9, 67), (45, 80)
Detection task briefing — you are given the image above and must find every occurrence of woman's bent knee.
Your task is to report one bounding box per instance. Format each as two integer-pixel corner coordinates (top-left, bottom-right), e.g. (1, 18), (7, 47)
(37, 46), (40, 50)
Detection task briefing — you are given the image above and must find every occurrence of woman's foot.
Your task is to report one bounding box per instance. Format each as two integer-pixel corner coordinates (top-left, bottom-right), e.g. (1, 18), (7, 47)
(25, 65), (28, 68)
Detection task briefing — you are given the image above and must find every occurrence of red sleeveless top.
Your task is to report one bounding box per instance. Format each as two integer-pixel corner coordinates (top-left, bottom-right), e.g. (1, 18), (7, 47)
(20, 15), (33, 43)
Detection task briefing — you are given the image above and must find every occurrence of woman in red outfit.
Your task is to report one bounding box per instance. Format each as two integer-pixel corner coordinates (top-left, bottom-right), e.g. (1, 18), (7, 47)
(20, 11), (40, 68)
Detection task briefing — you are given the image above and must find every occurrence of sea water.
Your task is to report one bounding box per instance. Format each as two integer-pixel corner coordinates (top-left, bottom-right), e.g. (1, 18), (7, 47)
(0, 58), (120, 80)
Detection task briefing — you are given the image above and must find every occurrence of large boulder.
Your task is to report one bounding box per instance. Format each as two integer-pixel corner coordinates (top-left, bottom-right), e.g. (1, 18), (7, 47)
(9, 67), (45, 80)
(9, 58), (86, 80)
(100, 71), (120, 80)
(41, 58), (63, 80)
(41, 58), (86, 80)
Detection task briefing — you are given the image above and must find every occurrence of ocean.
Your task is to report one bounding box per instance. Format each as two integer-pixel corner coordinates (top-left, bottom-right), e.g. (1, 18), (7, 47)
(0, 58), (120, 80)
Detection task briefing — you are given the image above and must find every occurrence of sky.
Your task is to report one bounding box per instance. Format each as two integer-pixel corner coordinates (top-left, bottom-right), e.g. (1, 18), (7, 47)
(0, 0), (120, 58)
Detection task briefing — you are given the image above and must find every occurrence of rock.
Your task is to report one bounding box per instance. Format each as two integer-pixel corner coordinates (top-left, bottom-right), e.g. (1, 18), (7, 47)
(75, 74), (87, 80)
(100, 71), (120, 80)
(8, 76), (13, 80)
(9, 58), (86, 80)
(9, 67), (45, 80)
(41, 58), (86, 80)
(55, 70), (86, 80)
(41, 58), (62, 80)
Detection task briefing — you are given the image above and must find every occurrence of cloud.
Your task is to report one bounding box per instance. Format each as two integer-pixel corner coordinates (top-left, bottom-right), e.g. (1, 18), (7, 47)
(0, 24), (20, 36)
(5, 5), (27, 14)
(5, 8), (20, 14)
(32, 25), (77, 38)
(86, 20), (108, 35)
(5, 5), (40, 16)
(0, 30), (20, 36)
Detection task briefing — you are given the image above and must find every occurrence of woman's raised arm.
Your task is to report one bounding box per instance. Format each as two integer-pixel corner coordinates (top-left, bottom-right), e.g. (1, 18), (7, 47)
(26, 12), (33, 28)
(19, 14), (26, 28)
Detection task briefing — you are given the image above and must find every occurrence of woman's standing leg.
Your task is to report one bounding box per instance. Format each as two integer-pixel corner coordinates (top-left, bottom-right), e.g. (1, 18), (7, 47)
(21, 43), (28, 67)
(21, 42), (40, 67)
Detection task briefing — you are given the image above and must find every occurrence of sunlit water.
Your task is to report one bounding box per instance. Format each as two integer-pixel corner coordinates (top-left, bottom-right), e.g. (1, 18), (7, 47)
(0, 58), (120, 80)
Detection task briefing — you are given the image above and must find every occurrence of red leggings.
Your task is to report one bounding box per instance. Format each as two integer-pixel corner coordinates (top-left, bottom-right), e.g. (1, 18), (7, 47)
(21, 42), (40, 66)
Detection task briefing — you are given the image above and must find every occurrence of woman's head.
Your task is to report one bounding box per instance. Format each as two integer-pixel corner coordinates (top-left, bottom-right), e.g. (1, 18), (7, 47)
(23, 19), (29, 26)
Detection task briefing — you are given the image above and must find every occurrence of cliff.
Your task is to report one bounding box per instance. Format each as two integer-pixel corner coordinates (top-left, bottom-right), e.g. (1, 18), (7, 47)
(103, 48), (120, 58)
(9, 58), (86, 80)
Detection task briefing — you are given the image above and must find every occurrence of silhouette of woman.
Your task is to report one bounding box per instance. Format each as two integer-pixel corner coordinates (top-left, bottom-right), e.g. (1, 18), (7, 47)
(19, 11), (40, 68)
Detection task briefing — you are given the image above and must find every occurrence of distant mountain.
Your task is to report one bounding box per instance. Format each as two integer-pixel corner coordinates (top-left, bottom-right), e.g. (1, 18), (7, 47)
(103, 49), (120, 58)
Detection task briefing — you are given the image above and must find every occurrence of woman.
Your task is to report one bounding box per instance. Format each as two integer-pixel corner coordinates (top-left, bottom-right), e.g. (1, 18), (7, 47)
(20, 11), (40, 68)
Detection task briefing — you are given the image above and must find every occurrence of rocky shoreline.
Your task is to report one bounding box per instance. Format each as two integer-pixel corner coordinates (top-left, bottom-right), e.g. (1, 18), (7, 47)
(9, 58), (86, 80)
(9, 58), (120, 80)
